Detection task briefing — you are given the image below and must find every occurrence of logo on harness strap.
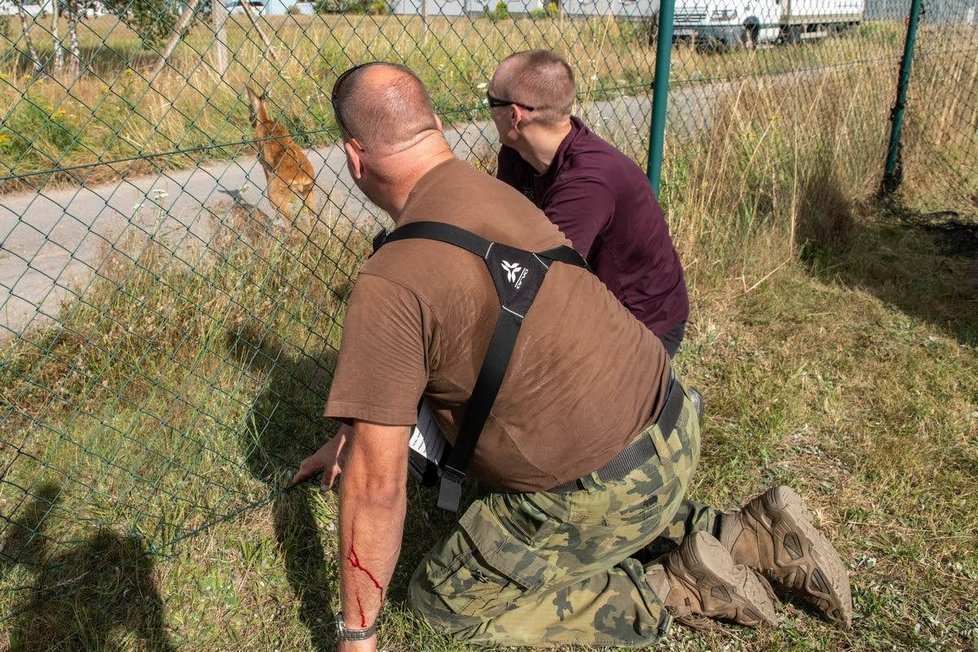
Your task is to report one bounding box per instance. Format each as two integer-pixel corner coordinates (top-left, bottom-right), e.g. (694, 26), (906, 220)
(501, 261), (528, 288)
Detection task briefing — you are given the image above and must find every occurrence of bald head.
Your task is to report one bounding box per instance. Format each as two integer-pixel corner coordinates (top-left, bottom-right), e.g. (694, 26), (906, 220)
(493, 50), (576, 125)
(332, 62), (441, 153)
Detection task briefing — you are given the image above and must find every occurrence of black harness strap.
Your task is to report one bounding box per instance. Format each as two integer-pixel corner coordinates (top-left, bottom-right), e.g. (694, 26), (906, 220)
(376, 221), (587, 511)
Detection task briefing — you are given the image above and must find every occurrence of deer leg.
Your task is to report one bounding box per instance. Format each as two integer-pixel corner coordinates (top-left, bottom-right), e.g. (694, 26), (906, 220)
(301, 184), (317, 218)
(268, 178), (293, 224)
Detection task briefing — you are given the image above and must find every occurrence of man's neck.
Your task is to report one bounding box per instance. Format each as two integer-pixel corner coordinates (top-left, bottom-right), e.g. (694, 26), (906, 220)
(384, 142), (455, 224)
(516, 119), (573, 174)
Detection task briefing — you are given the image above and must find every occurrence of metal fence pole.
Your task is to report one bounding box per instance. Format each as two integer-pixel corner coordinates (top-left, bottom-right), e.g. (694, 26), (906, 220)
(646, 0), (675, 195)
(881, 0), (925, 195)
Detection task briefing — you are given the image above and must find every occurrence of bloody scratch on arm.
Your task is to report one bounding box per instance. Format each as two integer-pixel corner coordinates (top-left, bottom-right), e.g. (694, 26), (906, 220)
(348, 531), (384, 627)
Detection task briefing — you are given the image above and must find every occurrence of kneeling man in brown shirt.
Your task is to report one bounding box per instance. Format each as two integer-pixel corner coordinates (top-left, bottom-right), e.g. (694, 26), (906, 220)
(293, 62), (852, 650)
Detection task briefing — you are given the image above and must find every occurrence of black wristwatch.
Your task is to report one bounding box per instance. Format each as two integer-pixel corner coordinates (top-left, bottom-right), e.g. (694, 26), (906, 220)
(335, 611), (377, 642)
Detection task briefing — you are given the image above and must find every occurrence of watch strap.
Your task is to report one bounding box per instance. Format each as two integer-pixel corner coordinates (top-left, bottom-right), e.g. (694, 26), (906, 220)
(336, 611), (377, 641)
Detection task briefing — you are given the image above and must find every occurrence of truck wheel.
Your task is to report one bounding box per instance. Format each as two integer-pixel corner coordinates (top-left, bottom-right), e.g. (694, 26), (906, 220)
(784, 24), (803, 43)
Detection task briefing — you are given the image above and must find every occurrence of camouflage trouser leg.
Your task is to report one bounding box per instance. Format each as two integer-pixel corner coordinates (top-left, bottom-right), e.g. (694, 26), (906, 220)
(409, 389), (702, 647)
(643, 498), (722, 560)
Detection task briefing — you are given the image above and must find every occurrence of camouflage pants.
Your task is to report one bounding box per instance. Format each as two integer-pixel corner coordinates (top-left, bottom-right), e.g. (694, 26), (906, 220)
(409, 386), (712, 647)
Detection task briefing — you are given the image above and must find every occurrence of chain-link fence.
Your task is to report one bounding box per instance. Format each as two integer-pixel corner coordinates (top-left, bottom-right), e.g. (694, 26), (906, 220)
(899, 3), (978, 212)
(1, 0), (975, 626)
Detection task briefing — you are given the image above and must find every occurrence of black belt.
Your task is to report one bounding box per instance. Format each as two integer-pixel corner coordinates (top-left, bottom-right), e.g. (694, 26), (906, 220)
(549, 376), (686, 494)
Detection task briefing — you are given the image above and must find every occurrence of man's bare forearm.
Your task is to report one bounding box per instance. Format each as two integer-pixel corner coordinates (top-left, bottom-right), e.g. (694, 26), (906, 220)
(337, 421), (409, 646)
(339, 482), (405, 628)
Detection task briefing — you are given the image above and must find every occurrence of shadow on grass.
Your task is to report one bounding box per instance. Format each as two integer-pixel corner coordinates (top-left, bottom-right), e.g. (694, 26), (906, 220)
(0, 482), (173, 651)
(795, 168), (978, 347)
(225, 318), (464, 627)
(227, 323), (342, 652)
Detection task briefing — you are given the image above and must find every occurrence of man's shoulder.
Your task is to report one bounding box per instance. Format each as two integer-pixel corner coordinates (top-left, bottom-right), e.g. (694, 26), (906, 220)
(567, 126), (638, 169)
(557, 126), (648, 191)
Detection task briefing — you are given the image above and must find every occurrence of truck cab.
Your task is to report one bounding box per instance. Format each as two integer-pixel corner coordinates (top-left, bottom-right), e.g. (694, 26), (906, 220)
(673, 0), (782, 47)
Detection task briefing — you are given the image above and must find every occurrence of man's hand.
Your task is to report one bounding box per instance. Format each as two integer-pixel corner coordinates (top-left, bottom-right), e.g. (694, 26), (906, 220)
(293, 424), (351, 490)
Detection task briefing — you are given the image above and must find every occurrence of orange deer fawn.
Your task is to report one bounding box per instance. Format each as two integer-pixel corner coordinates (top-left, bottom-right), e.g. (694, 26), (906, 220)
(246, 86), (316, 222)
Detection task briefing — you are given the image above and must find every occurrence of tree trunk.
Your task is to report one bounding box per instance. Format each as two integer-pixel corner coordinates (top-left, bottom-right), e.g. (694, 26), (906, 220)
(151, 0), (203, 79)
(211, 0), (229, 75)
(239, 0), (281, 63)
(52, 0), (63, 75)
(66, 0), (81, 78)
(16, 3), (43, 75)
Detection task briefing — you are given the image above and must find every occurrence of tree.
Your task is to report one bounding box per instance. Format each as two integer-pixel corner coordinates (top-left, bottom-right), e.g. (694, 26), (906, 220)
(149, 0), (202, 77)
(102, 0), (183, 44)
(12, 0), (43, 75)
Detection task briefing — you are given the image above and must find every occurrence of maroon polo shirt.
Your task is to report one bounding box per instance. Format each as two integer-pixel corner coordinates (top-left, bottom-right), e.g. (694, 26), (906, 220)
(497, 117), (689, 337)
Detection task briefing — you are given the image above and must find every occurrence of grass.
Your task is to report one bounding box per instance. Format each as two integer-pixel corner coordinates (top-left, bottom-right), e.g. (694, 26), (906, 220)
(1, 16), (978, 652)
(0, 13), (935, 193)
(5, 205), (975, 651)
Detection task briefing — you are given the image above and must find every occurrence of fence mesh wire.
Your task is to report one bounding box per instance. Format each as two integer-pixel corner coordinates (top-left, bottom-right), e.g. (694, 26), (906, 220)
(902, 6), (978, 213)
(0, 0), (975, 628)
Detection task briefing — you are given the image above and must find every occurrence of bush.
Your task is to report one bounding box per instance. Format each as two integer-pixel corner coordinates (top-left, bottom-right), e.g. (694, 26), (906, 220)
(314, 0), (388, 12)
(526, 1), (559, 18)
(483, 0), (510, 21)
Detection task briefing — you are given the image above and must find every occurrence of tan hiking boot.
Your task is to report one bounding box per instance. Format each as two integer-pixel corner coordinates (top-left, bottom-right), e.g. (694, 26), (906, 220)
(719, 485), (853, 628)
(646, 531), (779, 628)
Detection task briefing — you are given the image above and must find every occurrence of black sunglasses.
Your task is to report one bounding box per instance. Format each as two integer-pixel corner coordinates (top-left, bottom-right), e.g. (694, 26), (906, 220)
(331, 62), (382, 141)
(486, 91), (536, 111)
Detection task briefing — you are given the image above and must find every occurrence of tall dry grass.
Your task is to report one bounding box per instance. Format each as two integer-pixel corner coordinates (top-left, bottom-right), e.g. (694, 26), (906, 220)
(661, 61), (900, 292)
(900, 24), (978, 214)
(0, 201), (373, 561)
(0, 14), (914, 193)
(0, 13), (656, 190)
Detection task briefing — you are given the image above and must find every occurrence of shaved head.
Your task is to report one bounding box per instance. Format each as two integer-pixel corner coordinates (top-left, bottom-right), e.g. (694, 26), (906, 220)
(332, 62), (440, 153)
(493, 50), (576, 125)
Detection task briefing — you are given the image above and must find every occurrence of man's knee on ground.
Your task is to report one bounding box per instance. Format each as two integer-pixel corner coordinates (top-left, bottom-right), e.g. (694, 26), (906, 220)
(407, 562), (489, 641)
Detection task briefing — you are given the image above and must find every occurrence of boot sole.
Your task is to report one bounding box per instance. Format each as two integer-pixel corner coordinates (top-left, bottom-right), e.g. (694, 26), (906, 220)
(748, 486), (853, 628)
(677, 532), (779, 628)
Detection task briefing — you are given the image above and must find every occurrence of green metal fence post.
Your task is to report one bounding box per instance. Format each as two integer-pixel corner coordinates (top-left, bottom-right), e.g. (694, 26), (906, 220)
(881, 0), (925, 195)
(646, 0), (675, 195)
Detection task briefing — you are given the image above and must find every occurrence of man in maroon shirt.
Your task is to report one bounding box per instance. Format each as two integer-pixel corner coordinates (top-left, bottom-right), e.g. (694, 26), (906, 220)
(489, 49), (690, 356)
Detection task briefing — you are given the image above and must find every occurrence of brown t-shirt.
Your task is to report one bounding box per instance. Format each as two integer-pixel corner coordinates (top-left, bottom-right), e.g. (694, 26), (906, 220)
(325, 158), (670, 492)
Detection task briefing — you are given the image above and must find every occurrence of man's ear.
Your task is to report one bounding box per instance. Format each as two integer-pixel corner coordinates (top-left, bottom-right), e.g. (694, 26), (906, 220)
(510, 105), (527, 132)
(434, 114), (443, 132)
(344, 140), (364, 180)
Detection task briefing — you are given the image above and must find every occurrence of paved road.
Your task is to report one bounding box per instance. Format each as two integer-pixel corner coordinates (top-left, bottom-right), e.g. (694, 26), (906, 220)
(0, 88), (725, 339)
(0, 120), (496, 338)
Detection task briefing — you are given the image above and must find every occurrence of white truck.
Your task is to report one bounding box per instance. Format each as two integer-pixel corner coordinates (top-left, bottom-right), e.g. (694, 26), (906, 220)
(672, 0), (864, 47)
